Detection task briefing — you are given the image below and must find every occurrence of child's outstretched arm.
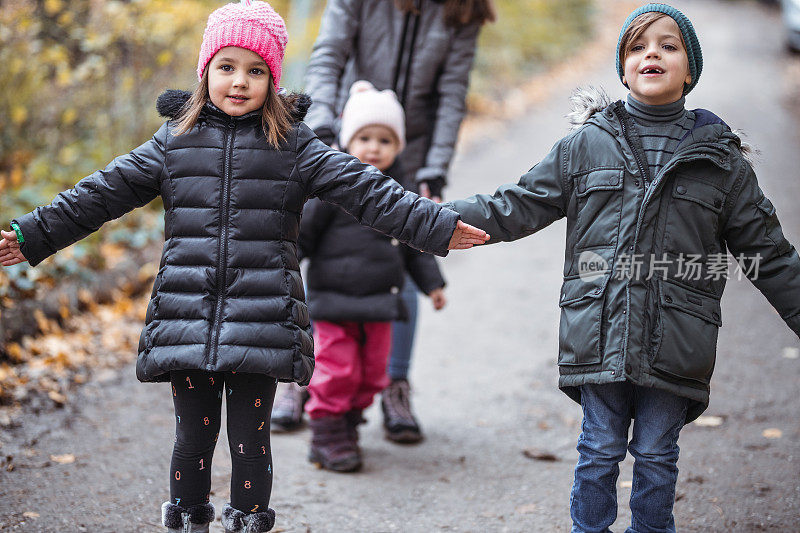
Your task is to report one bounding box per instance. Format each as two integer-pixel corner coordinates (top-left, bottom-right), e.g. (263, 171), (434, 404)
(10, 124), (166, 267)
(296, 124), (487, 256)
(723, 163), (800, 337)
(443, 139), (569, 244)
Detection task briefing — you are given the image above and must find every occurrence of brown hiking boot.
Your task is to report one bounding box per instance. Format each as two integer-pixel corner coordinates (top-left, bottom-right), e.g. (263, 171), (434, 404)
(381, 379), (423, 444)
(308, 416), (362, 472)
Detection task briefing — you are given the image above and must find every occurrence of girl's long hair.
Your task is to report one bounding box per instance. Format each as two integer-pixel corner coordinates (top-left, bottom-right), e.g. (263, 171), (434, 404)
(394, 0), (496, 27)
(172, 68), (297, 147)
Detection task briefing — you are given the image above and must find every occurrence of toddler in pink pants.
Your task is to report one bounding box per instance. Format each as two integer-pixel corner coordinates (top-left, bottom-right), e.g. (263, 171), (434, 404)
(298, 81), (447, 472)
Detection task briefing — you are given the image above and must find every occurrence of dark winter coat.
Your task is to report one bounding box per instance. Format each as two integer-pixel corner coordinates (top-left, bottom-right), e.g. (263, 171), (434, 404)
(13, 90), (459, 386)
(304, 0), (481, 190)
(446, 88), (800, 422)
(299, 162), (445, 323)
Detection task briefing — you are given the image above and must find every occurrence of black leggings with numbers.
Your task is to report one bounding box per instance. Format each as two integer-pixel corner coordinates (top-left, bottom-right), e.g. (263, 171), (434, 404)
(169, 370), (277, 512)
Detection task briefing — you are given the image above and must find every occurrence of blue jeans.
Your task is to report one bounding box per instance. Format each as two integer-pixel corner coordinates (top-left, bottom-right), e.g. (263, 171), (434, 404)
(570, 382), (689, 533)
(387, 275), (418, 380)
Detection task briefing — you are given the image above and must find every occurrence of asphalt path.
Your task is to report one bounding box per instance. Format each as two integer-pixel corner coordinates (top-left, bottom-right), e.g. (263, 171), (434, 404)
(1, 0), (798, 531)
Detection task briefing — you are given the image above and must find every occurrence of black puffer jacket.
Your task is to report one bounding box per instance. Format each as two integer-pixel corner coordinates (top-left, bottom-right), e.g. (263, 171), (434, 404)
(13, 90), (459, 385)
(299, 162), (445, 322)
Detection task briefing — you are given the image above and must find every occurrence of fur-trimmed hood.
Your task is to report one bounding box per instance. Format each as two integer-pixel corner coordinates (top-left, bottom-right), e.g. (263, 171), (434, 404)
(565, 85), (755, 161)
(155, 89), (312, 123)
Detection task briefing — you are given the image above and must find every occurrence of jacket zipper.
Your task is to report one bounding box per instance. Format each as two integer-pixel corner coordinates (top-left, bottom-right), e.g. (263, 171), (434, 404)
(392, 0), (422, 107)
(207, 120), (236, 370)
(613, 105), (652, 378)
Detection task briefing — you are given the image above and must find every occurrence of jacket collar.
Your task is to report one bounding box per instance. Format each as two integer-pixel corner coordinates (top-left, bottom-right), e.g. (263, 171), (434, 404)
(567, 86), (750, 167)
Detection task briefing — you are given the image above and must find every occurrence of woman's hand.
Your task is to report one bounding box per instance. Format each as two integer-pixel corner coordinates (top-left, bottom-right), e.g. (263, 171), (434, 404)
(448, 220), (489, 250)
(0, 229), (28, 266)
(428, 287), (447, 310)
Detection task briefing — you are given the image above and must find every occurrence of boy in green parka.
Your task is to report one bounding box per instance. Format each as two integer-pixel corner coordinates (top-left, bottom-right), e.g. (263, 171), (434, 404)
(445, 4), (800, 531)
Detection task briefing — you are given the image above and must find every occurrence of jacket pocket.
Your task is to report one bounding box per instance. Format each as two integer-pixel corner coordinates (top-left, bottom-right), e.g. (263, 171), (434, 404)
(650, 279), (722, 385)
(664, 177), (726, 256)
(558, 270), (612, 366)
(573, 168), (624, 249)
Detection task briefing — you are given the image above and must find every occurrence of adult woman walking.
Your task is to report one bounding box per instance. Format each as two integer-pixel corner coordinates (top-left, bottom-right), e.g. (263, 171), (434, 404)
(271, 0), (495, 442)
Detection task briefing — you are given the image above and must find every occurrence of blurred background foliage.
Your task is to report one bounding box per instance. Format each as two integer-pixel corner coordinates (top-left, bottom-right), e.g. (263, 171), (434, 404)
(0, 0), (592, 292)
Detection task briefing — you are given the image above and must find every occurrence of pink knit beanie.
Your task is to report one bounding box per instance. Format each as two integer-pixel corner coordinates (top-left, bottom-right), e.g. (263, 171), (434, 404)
(339, 81), (406, 151)
(197, 0), (288, 91)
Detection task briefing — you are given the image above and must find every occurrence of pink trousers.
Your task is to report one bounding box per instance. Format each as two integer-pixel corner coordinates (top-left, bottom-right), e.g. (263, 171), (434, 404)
(306, 321), (392, 420)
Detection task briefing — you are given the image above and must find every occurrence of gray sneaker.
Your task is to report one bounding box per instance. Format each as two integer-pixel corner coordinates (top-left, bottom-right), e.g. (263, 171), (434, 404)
(270, 383), (309, 432)
(381, 379), (423, 444)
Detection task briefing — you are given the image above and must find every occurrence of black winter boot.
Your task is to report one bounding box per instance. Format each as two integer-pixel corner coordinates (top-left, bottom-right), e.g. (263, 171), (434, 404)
(162, 501), (215, 533)
(381, 378), (424, 443)
(222, 503), (276, 532)
(344, 408), (366, 450)
(308, 416), (362, 472)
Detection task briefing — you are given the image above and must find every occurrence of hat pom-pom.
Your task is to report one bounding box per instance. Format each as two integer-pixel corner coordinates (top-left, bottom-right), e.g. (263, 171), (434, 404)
(350, 80), (376, 96)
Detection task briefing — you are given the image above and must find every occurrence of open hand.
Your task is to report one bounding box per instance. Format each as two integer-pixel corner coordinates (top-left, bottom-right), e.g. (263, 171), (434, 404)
(0, 229), (27, 266)
(429, 288), (447, 310)
(448, 220), (489, 250)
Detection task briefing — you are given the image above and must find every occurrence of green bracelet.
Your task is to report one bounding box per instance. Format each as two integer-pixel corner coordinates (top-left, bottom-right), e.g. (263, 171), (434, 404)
(10, 222), (24, 243)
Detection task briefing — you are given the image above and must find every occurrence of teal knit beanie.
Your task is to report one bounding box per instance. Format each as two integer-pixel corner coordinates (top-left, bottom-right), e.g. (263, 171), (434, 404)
(616, 4), (702, 95)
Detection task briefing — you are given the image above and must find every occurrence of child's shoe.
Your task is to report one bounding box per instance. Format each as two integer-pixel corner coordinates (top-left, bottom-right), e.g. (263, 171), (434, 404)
(270, 383), (309, 432)
(308, 416), (362, 472)
(221, 503), (276, 532)
(381, 378), (424, 443)
(161, 501), (215, 533)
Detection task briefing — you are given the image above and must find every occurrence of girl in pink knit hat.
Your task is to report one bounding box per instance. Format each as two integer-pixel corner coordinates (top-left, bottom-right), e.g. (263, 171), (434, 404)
(0, 1), (488, 532)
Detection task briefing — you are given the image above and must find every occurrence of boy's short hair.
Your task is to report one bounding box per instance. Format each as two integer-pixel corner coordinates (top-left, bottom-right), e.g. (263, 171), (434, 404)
(618, 13), (678, 72)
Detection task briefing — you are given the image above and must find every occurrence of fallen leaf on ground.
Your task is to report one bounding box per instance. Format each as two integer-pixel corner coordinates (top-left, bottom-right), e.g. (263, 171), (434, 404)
(48, 390), (67, 405)
(50, 453), (75, 464)
(522, 448), (559, 462)
(762, 428), (782, 439)
(515, 503), (537, 514)
(782, 347), (799, 360)
(693, 415), (724, 427)
(22, 512), (39, 519)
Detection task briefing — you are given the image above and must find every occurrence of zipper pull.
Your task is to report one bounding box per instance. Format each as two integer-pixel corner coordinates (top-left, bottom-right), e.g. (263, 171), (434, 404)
(182, 511), (190, 533)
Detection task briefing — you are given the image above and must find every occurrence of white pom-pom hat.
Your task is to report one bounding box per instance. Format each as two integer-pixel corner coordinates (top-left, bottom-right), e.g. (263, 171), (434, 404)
(338, 80), (406, 151)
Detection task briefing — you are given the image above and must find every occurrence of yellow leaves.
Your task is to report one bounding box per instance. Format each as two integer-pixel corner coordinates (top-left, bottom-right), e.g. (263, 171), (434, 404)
(5, 343), (27, 363)
(157, 50), (173, 66)
(0, 363), (17, 382)
(10, 164), (24, 188)
(48, 389), (67, 404)
(61, 107), (78, 126)
(99, 243), (126, 268)
(58, 145), (78, 166)
(56, 68), (72, 86)
(44, 0), (63, 16)
(10, 106), (27, 125)
(1, 286), (150, 407)
(57, 11), (74, 26)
